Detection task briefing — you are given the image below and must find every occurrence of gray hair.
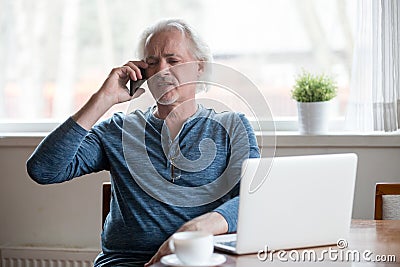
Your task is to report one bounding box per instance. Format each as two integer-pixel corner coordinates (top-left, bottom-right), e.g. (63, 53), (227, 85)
(137, 19), (213, 92)
(137, 19), (213, 63)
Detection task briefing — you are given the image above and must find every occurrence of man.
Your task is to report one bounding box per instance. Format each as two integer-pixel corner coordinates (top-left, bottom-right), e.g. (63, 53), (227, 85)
(27, 19), (259, 266)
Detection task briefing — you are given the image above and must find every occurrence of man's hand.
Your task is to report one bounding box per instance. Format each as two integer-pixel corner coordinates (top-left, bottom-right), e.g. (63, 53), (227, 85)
(72, 61), (147, 130)
(99, 61), (148, 106)
(144, 212), (228, 266)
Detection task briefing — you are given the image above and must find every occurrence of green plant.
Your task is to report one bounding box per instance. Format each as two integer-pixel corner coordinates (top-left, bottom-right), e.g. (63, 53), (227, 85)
(292, 71), (337, 102)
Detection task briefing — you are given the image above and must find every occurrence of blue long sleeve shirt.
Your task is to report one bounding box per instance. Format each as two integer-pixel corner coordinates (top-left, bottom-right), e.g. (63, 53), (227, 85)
(27, 105), (259, 266)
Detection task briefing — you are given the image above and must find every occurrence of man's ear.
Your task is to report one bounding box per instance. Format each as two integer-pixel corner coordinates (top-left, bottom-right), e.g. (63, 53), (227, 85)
(197, 61), (205, 77)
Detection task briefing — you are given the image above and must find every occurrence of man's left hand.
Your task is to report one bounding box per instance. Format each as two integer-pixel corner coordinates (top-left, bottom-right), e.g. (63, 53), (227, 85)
(144, 212), (228, 266)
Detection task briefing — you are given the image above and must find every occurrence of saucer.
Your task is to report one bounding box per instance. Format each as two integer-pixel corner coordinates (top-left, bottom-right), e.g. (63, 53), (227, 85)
(160, 253), (226, 266)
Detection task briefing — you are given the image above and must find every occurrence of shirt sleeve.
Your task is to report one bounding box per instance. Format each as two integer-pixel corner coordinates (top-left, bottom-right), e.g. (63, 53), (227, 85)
(213, 194), (239, 233)
(213, 113), (260, 232)
(26, 117), (109, 184)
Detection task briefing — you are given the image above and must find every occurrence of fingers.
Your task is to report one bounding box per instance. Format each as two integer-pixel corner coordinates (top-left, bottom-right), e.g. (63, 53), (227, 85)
(144, 257), (154, 267)
(145, 252), (160, 266)
(124, 61), (148, 80)
(108, 66), (131, 82)
(145, 238), (172, 266)
(145, 255), (157, 267)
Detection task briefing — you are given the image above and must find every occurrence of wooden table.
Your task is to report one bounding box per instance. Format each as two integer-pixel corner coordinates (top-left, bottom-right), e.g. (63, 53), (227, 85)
(153, 220), (400, 266)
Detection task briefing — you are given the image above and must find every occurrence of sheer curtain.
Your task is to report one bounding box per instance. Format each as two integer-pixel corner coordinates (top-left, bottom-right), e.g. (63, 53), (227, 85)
(346, 0), (400, 132)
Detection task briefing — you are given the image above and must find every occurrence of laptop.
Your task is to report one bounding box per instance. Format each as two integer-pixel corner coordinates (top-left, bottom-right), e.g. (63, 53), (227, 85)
(214, 153), (358, 254)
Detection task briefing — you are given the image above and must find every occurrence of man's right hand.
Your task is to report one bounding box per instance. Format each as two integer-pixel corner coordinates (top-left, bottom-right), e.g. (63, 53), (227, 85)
(99, 61), (148, 106)
(72, 61), (147, 130)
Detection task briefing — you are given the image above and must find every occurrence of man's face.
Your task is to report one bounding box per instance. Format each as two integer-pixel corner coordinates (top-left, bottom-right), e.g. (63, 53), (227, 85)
(144, 29), (202, 106)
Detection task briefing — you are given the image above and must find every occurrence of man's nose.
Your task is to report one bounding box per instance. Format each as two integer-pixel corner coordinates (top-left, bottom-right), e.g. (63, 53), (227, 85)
(156, 60), (171, 76)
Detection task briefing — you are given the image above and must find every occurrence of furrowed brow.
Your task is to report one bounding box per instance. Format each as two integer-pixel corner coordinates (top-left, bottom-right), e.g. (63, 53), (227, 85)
(146, 55), (158, 60)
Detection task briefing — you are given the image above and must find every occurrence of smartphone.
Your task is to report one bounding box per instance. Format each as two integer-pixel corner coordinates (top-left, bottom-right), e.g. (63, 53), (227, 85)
(129, 67), (147, 96)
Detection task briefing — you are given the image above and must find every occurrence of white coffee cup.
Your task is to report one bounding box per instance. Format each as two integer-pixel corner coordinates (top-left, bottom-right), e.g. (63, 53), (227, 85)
(169, 231), (214, 265)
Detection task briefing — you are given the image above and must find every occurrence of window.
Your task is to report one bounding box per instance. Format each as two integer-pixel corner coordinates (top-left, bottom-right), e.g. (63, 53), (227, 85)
(0, 0), (355, 130)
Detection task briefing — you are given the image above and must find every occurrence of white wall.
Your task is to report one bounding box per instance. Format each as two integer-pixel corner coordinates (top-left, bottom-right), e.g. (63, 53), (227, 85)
(0, 139), (108, 250)
(0, 135), (399, 250)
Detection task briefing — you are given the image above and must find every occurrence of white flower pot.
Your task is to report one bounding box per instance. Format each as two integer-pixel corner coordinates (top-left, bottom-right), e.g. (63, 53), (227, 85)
(297, 101), (332, 134)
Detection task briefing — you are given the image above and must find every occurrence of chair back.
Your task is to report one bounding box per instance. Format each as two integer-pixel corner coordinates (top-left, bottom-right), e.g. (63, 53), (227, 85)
(102, 182), (111, 227)
(375, 183), (400, 219)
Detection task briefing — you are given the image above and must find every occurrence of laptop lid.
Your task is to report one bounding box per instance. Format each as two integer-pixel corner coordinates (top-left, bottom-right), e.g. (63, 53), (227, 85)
(216, 153), (358, 254)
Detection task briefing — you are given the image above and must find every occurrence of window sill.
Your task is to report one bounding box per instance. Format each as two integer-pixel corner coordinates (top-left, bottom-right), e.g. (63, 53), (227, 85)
(1, 131), (400, 148)
(256, 131), (400, 147)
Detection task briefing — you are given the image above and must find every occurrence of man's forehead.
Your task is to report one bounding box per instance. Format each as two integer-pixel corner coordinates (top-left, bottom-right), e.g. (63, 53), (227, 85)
(144, 29), (192, 57)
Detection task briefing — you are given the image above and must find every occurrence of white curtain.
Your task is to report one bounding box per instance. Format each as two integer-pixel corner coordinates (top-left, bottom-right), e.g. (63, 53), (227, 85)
(346, 0), (400, 132)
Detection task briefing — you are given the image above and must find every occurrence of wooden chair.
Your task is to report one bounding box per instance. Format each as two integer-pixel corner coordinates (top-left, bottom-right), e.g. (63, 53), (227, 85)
(374, 183), (400, 220)
(102, 182), (111, 227)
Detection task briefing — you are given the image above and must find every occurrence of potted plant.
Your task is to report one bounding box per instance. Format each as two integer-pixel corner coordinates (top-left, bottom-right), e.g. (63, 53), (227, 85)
(292, 71), (337, 134)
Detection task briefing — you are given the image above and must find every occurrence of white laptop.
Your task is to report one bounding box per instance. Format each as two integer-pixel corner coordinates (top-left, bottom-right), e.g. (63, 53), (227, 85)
(214, 153), (358, 254)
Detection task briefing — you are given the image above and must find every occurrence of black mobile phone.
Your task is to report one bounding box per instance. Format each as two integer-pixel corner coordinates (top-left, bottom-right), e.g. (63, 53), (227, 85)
(129, 67), (147, 96)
